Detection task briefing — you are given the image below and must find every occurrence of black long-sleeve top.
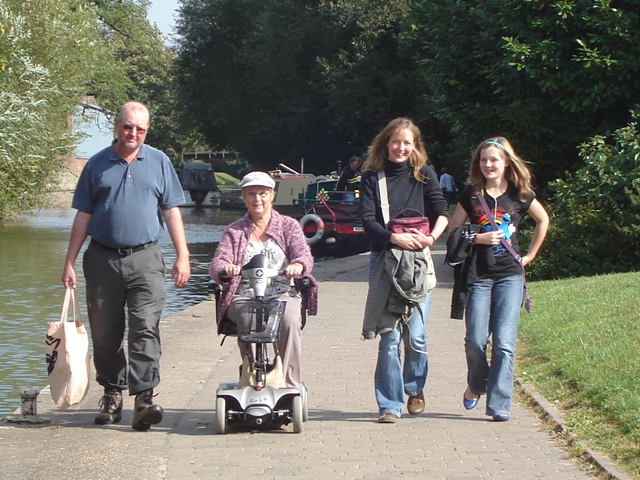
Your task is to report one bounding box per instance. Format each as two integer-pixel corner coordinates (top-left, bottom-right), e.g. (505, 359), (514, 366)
(360, 161), (448, 253)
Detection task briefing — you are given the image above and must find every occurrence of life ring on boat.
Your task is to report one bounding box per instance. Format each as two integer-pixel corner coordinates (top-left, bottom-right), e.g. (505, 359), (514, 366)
(300, 214), (325, 246)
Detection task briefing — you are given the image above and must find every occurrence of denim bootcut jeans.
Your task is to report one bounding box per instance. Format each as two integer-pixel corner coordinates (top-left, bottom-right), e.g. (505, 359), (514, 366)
(370, 252), (432, 417)
(464, 274), (524, 417)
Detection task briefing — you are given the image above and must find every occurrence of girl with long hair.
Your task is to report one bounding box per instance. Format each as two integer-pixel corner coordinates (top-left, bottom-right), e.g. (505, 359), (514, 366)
(449, 136), (549, 421)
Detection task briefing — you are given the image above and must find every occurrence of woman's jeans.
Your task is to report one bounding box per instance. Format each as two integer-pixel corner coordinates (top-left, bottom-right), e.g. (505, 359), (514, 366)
(465, 274), (524, 417)
(370, 252), (432, 417)
(368, 251), (380, 279)
(375, 294), (431, 416)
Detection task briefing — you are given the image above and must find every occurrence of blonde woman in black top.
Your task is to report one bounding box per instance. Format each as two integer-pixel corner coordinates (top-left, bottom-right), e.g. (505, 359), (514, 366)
(360, 117), (449, 423)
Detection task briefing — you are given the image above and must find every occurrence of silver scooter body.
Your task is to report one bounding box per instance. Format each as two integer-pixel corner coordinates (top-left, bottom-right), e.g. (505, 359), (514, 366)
(214, 254), (307, 434)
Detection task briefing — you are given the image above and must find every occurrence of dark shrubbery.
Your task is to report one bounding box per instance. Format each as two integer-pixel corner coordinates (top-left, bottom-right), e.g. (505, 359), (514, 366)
(529, 114), (640, 280)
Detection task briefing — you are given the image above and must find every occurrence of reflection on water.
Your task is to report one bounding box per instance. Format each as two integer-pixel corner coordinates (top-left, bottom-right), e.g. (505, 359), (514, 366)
(0, 206), (244, 417)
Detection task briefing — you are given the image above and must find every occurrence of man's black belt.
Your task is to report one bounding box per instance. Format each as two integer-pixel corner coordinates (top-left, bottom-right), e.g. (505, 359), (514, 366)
(90, 239), (158, 256)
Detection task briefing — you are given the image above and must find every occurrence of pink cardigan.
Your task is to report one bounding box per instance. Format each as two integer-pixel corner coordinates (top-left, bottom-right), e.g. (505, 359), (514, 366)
(210, 210), (317, 334)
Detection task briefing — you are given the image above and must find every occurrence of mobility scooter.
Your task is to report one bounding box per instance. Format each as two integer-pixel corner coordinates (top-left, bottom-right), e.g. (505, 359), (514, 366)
(210, 254), (309, 434)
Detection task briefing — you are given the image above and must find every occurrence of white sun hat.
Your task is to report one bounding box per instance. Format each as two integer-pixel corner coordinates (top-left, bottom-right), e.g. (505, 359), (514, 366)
(239, 171), (276, 189)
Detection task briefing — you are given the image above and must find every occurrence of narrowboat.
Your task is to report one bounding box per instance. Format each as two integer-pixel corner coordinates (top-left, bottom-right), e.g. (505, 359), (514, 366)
(292, 177), (369, 258)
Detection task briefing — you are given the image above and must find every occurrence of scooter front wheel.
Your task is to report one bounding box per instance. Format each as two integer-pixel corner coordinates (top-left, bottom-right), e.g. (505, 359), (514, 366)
(215, 397), (226, 434)
(292, 395), (303, 433)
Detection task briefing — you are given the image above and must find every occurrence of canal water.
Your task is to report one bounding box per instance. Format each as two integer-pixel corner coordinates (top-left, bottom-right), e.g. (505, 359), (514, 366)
(0, 204), (244, 417)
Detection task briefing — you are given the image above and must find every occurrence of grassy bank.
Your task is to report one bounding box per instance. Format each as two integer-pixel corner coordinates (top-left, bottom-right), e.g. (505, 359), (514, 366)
(214, 172), (239, 186)
(518, 272), (640, 478)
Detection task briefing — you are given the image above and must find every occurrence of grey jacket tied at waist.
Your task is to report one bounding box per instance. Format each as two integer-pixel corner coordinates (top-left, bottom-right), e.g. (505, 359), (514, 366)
(361, 246), (436, 340)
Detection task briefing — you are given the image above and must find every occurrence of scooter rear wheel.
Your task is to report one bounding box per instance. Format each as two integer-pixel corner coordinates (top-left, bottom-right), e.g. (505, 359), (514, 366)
(292, 395), (303, 433)
(215, 397), (226, 434)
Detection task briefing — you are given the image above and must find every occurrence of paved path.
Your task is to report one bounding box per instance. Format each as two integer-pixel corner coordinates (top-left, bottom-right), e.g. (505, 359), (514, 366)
(0, 244), (602, 479)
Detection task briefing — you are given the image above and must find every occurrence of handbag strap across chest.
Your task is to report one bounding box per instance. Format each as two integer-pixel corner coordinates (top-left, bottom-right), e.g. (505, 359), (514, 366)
(477, 191), (532, 312)
(377, 172), (427, 226)
(477, 191), (523, 268)
(377, 171), (391, 227)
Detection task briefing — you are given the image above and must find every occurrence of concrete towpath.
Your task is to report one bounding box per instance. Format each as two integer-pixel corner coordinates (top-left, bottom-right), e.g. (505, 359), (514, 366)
(0, 243), (610, 479)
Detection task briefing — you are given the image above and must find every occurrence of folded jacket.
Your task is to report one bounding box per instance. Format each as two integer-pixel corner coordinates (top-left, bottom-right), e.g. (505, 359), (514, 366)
(361, 246), (436, 339)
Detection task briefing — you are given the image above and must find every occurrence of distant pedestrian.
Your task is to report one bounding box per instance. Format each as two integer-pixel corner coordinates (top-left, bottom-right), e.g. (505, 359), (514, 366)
(61, 101), (191, 430)
(360, 117), (449, 423)
(439, 167), (458, 208)
(448, 136), (548, 422)
(336, 155), (362, 203)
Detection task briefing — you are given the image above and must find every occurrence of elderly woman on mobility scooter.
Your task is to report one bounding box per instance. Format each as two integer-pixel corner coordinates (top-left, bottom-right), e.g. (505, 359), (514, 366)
(210, 171), (317, 390)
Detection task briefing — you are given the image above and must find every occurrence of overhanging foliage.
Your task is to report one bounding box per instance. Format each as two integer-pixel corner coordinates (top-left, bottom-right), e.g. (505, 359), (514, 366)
(410, 0), (640, 187)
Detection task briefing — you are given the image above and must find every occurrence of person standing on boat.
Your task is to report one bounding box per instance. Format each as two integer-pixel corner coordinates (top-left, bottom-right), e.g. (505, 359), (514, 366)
(61, 101), (191, 430)
(336, 155), (362, 203)
(360, 117), (449, 423)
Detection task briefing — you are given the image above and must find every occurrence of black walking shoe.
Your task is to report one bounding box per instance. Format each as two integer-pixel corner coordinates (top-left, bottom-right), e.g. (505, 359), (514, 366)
(95, 389), (123, 425)
(132, 389), (164, 431)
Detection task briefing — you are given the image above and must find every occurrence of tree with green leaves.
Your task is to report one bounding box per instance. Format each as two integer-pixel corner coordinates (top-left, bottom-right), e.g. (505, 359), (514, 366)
(530, 113), (640, 279)
(0, 0), (128, 219)
(175, 0), (339, 171)
(318, 0), (457, 165)
(0, 0), (191, 220)
(174, 0), (436, 173)
(410, 0), (640, 186)
(87, 0), (191, 161)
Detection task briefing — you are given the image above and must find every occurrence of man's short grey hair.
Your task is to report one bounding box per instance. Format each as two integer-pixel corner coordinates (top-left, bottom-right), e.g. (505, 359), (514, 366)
(116, 101), (149, 124)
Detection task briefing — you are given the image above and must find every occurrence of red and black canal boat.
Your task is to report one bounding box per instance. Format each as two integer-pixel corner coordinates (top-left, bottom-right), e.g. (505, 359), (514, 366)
(292, 177), (369, 258)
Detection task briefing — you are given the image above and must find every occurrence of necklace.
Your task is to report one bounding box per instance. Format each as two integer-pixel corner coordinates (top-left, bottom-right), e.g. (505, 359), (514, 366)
(483, 189), (499, 218)
(250, 226), (268, 243)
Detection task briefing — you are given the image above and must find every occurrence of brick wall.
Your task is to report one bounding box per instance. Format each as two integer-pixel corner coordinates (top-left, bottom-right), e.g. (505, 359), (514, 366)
(57, 157), (87, 191)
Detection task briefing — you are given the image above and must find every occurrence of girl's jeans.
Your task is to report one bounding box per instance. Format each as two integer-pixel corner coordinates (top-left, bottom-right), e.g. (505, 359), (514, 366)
(464, 274), (524, 417)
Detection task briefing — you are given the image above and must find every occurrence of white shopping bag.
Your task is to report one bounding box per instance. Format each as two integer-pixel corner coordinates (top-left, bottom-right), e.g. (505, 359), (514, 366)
(45, 288), (91, 409)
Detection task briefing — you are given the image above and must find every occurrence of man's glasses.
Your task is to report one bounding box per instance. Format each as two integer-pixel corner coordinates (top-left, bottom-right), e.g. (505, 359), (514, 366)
(122, 124), (148, 135)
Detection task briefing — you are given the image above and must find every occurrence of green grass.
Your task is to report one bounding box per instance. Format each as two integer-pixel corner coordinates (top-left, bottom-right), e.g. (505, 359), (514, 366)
(215, 172), (239, 186)
(518, 272), (640, 478)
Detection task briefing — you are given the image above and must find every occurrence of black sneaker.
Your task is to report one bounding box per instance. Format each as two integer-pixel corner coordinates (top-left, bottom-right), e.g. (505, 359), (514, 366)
(132, 389), (164, 431)
(95, 389), (123, 425)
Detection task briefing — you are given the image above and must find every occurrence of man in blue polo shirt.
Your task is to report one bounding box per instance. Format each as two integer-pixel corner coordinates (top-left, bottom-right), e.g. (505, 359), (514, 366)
(61, 101), (191, 430)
